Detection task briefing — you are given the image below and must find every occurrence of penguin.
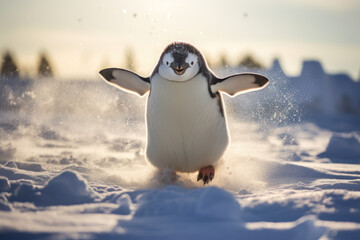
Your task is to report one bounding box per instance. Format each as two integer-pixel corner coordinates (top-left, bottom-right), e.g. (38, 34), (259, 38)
(99, 42), (269, 184)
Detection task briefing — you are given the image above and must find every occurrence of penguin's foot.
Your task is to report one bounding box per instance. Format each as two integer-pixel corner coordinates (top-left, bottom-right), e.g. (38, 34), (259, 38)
(197, 165), (215, 185)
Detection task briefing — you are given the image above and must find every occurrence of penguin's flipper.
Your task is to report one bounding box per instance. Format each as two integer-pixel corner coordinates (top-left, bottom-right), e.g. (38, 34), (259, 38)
(210, 73), (269, 97)
(99, 68), (150, 97)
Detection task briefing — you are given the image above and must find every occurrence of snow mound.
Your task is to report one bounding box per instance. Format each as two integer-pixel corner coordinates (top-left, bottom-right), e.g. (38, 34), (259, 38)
(196, 187), (241, 221)
(4, 161), (17, 168)
(41, 171), (95, 206)
(260, 161), (348, 184)
(0, 166), (44, 182)
(290, 216), (327, 240)
(134, 186), (241, 221)
(0, 198), (11, 211)
(242, 188), (360, 224)
(4, 161), (44, 172)
(16, 162), (44, 172)
(38, 127), (68, 141)
(12, 182), (37, 203)
(111, 194), (133, 215)
(0, 176), (10, 192)
(7, 171), (96, 206)
(318, 132), (360, 163)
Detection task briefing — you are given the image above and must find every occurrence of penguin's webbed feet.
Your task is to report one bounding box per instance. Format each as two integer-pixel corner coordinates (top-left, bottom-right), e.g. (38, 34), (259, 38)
(197, 165), (215, 185)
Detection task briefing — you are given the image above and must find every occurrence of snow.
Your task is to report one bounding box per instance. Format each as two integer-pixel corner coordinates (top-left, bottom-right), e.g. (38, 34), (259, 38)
(1, 62), (360, 239)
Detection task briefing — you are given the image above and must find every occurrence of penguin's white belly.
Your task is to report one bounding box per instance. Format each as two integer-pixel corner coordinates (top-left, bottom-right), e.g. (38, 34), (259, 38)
(146, 73), (229, 172)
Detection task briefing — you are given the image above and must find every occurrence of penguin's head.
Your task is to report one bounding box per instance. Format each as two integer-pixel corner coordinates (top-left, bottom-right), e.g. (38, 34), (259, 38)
(158, 42), (204, 82)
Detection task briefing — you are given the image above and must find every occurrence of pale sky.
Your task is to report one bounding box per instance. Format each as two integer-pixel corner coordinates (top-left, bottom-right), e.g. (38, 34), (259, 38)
(0, 0), (359, 80)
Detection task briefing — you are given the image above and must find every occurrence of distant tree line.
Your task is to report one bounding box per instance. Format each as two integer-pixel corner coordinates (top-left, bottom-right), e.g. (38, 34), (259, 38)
(217, 53), (264, 69)
(122, 49), (265, 72)
(0, 51), (54, 79)
(1, 48), (264, 80)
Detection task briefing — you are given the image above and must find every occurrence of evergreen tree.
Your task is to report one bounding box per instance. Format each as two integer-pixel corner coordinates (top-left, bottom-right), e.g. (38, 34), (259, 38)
(219, 53), (229, 68)
(125, 48), (136, 71)
(37, 53), (53, 77)
(1, 51), (20, 78)
(239, 54), (263, 69)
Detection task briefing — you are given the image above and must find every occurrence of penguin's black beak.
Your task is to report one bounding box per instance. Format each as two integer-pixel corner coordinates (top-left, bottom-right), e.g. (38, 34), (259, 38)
(170, 62), (189, 75)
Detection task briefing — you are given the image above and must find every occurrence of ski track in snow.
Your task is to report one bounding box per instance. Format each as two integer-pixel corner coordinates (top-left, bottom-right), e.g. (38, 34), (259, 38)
(0, 76), (360, 240)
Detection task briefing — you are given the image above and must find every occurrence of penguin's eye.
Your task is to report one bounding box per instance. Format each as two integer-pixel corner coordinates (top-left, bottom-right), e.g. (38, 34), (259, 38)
(190, 61), (194, 66)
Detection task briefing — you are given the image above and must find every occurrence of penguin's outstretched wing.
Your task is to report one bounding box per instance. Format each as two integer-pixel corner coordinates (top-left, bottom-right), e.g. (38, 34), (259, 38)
(99, 68), (150, 97)
(210, 73), (269, 97)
